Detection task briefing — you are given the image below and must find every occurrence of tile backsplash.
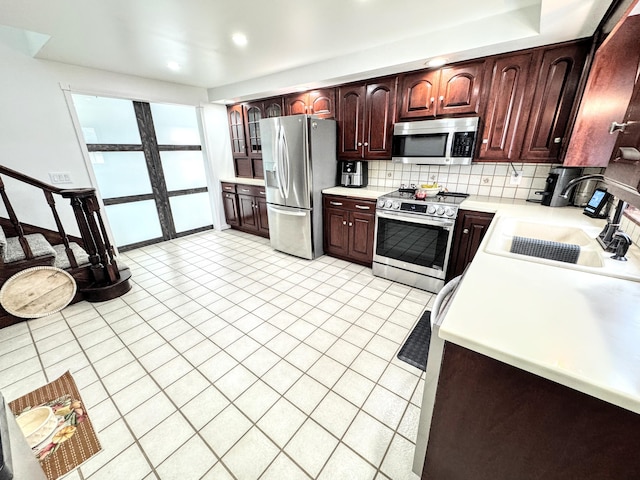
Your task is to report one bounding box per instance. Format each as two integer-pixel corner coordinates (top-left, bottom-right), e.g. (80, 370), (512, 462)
(366, 161), (604, 201)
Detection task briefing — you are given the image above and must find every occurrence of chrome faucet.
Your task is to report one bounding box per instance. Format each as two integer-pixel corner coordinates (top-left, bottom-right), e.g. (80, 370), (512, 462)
(559, 174), (605, 199)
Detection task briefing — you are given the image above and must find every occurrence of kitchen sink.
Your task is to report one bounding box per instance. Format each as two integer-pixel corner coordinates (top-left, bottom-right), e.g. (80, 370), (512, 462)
(484, 217), (640, 281)
(485, 219), (604, 267)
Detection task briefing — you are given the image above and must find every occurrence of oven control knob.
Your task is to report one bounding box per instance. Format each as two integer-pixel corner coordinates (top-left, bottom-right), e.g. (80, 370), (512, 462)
(427, 205), (437, 214)
(385, 199), (393, 209)
(377, 198), (386, 209)
(392, 201), (401, 210)
(436, 206), (445, 216)
(445, 207), (455, 217)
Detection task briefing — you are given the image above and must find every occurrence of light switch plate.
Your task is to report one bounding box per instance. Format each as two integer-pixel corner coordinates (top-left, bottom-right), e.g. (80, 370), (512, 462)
(49, 172), (72, 184)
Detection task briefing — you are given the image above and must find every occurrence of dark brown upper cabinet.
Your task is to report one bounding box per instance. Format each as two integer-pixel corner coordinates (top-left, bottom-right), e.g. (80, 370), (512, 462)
(564, 15), (640, 168)
(227, 104), (247, 158)
(478, 53), (533, 161)
(397, 61), (484, 120)
(284, 88), (335, 118)
(478, 40), (589, 163)
(244, 97), (284, 158)
(520, 42), (589, 162)
(337, 77), (397, 160)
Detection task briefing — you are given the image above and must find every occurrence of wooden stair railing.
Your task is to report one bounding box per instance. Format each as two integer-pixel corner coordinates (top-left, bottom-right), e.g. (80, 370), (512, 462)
(0, 165), (127, 293)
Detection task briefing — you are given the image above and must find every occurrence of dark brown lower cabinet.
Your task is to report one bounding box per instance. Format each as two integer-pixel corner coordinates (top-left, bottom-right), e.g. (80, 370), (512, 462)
(221, 183), (269, 238)
(234, 157), (264, 179)
(423, 342), (640, 479)
(323, 195), (375, 266)
(446, 209), (494, 281)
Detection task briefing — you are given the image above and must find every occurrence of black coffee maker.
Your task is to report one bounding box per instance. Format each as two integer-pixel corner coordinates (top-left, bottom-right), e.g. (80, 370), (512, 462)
(536, 167), (582, 207)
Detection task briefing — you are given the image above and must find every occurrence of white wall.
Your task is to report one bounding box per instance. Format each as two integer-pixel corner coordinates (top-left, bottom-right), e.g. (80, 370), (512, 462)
(0, 38), (233, 236)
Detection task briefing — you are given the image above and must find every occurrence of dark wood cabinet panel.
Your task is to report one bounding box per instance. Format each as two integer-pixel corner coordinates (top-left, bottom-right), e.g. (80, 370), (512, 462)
(438, 62), (485, 116)
(397, 62), (483, 120)
(422, 342), (640, 479)
(446, 210), (494, 281)
(244, 101), (263, 157)
(323, 195), (376, 265)
(478, 53), (533, 161)
(234, 157), (253, 178)
(565, 16), (640, 167)
(285, 89), (335, 118)
(223, 183), (269, 238)
(227, 104), (247, 158)
(338, 78), (396, 160)
(521, 42), (589, 162)
(397, 70), (440, 120)
(222, 191), (239, 227)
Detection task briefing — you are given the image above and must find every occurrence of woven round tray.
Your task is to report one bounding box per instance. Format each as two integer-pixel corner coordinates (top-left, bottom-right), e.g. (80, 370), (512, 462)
(0, 266), (77, 318)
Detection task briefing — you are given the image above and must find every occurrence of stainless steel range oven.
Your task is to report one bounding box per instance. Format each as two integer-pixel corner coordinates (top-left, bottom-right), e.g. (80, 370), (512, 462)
(372, 190), (466, 293)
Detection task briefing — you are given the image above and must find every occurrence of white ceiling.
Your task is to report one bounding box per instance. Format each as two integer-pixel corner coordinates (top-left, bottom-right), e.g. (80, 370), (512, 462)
(0, 0), (614, 103)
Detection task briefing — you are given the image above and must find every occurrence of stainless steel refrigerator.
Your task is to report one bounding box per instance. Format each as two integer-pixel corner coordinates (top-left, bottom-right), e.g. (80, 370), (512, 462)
(260, 114), (337, 260)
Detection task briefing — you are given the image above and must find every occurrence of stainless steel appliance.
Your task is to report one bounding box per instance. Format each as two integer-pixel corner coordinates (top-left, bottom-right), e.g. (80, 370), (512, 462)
(573, 178), (600, 206)
(535, 166), (582, 207)
(373, 189), (467, 292)
(339, 161), (368, 187)
(392, 117), (479, 166)
(261, 114), (337, 260)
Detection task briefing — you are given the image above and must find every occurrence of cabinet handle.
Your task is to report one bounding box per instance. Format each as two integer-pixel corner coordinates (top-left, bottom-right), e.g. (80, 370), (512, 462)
(355, 205), (370, 210)
(430, 97), (435, 106)
(343, 221), (347, 225)
(363, 142), (369, 147)
(482, 139), (489, 144)
(330, 201), (343, 206)
(439, 95), (444, 104)
(349, 222), (353, 227)
(463, 228), (469, 234)
(259, 191), (265, 194)
(610, 122), (628, 134)
(357, 142), (363, 147)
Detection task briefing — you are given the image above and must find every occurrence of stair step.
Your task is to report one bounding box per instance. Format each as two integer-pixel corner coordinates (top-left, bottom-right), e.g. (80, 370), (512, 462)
(52, 243), (91, 270)
(2, 234), (55, 264)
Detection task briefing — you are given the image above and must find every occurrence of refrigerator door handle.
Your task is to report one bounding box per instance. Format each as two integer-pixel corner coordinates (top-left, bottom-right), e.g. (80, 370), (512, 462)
(279, 124), (290, 198)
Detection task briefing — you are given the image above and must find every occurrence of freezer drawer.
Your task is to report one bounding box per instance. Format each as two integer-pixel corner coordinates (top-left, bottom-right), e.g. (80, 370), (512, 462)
(267, 204), (313, 260)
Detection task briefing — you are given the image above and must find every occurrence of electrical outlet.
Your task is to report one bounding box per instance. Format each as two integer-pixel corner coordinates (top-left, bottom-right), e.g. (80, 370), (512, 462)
(510, 170), (523, 185)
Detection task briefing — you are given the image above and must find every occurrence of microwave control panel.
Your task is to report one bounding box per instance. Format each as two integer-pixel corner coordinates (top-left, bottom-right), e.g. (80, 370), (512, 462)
(451, 132), (476, 157)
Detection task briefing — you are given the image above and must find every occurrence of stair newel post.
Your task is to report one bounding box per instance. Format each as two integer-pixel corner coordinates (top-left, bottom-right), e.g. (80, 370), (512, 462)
(0, 175), (34, 259)
(64, 191), (105, 284)
(44, 190), (78, 269)
(92, 197), (120, 279)
(81, 193), (118, 283)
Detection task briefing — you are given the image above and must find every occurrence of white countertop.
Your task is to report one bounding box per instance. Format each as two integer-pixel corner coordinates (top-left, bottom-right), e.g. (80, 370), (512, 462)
(441, 196), (640, 414)
(220, 177), (265, 186)
(322, 186), (396, 199)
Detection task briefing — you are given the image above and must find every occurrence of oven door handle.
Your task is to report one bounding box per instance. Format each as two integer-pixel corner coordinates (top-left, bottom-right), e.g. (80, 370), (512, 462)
(375, 210), (455, 228)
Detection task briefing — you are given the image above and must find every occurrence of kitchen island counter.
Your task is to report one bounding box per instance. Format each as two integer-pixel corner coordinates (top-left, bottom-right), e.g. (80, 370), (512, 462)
(440, 196), (640, 414)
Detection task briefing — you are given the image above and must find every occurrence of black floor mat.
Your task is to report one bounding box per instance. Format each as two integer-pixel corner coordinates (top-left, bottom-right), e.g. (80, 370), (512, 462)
(397, 310), (432, 371)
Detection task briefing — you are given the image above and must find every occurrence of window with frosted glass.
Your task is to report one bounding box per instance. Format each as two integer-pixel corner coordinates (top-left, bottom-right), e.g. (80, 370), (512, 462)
(90, 152), (152, 198)
(150, 103), (201, 145)
(170, 192), (213, 233)
(160, 151), (207, 191)
(105, 201), (163, 246)
(72, 94), (141, 144)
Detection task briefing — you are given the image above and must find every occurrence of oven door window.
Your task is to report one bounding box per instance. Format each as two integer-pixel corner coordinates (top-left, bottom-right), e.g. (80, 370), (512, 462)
(392, 133), (448, 158)
(376, 216), (449, 269)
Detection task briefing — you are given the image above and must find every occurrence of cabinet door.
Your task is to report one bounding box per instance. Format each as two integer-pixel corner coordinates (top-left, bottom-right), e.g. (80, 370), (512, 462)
(263, 97), (284, 118)
(348, 211), (375, 264)
(234, 158), (253, 178)
(478, 54), (533, 161)
(252, 158), (264, 179)
(227, 104), (246, 158)
(222, 192), (239, 227)
(324, 207), (349, 256)
(308, 88), (335, 118)
(398, 70), (440, 120)
(244, 102), (263, 157)
(256, 196), (270, 236)
(521, 42), (589, 162)
(446, 210), (494, 281)
(364, 77), (397, 160)
(238, 194), (258, 231)
(437, 62), (484, 116)
(285, 93), (308, 116)
(337, 83), (367, 159)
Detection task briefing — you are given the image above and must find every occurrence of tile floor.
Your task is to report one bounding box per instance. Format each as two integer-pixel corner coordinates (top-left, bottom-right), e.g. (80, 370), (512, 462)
(0, 228), (434, 480)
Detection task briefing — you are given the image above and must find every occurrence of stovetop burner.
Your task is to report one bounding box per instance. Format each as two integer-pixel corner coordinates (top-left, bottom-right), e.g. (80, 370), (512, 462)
(377, 189), (470, 218)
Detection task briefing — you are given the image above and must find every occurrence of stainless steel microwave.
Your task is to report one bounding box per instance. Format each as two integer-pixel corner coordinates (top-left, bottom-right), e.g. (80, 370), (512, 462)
(392, 117), (479, 166)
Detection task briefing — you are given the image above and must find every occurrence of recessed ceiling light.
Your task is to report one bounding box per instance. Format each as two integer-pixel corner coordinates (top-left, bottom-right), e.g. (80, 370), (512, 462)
(167, 61), (181, 71)
(425, 57), (447, 68)
(232, 33), (248, 47)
